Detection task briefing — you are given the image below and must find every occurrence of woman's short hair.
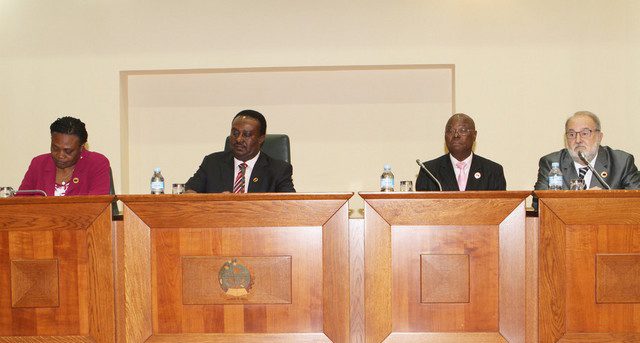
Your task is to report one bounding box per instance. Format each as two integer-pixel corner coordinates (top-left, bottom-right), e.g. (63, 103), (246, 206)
(50, 116), (88, 145)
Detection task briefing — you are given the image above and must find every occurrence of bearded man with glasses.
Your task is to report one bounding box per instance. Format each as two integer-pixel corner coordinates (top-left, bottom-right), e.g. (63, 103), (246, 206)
(534, 111), (640, 190)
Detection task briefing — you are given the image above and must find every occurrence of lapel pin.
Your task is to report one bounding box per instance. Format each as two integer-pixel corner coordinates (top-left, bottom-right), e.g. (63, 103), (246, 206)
(601, 171), (608, 178)
(252, 177), (259, 183)
(474, 172), (481, 179)
(73, 177), (80, 184)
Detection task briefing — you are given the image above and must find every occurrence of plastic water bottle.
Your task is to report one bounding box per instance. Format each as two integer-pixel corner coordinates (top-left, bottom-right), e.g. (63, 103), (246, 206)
(380, 164), (395, 192)
(150, 167), (165, 194)
(548, 162), (563, 190)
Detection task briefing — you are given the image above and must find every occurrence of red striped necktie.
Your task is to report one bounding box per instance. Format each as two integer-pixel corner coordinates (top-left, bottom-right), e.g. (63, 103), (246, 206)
(233, 163), (247, 193)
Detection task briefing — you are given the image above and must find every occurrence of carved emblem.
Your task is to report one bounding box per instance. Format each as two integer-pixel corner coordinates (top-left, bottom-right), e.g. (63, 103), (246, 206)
(218, 258), (252, 298)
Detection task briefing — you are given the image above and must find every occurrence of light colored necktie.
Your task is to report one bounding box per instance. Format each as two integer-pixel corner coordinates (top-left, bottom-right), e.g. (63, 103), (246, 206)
(233, 163), (247, 193)
(456, 161), (467, 191)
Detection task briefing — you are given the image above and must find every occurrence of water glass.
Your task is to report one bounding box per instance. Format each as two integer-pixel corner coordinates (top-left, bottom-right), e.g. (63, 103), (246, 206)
(172, 183), (185, 194)
(399, 180), (414, 192)
(569, 179), (586, 190)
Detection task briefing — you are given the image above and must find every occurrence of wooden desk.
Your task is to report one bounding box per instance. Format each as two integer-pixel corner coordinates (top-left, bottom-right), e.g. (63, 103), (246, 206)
(360, 191), (529, 343)
(0, 195), (116, 342)
(535, 190), (640, 343)
(117, 193), (352, 343)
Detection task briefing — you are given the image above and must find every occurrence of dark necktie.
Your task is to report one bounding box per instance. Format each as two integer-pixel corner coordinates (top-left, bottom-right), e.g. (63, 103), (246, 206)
(578, 167), (589, 180)
(233, 163), (247, 193)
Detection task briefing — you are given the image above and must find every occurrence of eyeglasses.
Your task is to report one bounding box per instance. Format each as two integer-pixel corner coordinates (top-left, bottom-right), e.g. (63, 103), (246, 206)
(565, 129), (599, 140)
(445, 128), (475, 136)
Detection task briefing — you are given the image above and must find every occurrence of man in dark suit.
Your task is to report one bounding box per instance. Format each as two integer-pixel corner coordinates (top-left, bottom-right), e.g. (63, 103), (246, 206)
(534, 111), (640, 190)
(416, 113), (506, 191)
(185, 110), (295, 193)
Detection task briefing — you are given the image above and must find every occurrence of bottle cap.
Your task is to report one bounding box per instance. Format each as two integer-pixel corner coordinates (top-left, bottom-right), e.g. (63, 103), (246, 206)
(384, 164), (391, 170)
(154, 167), (161, 173)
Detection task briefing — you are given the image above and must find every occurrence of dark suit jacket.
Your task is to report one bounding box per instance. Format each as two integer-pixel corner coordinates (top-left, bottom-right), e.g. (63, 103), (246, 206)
(416, 154), (507, 191)
(185, 151), (295, 193)
(534, 145), (640, 190)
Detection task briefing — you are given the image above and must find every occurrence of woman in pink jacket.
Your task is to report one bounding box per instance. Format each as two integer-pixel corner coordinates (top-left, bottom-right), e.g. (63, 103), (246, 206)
(19, 116), (111, 196)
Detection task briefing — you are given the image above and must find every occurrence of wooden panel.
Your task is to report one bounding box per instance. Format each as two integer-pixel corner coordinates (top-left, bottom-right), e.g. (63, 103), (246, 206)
(558, 332), (640, 342)
(364, 204), (392, 343)
(421, 254), (469, 303)
(11, 260), (59, 308)
(120, 206), (152, 343)
(0, 196), (113, 231)
(144, 333), (331, 342)
(119, 193), (351, 228)
(565, 225), (640, 332)
(498, 200), (526, 342)
(349, 218), (364, 343)
(535, 190), (640, 225)
(182, 256), (291, 304)
(361, 191), (529, 226)
(538, 191), (640, 342)
(383, 332), (507, 342)
(0, 197), (115, 342)
(393, 226), (498, 332)
(0, 336), (94, 342)
(152, 226), (323, 334)
(362, 192), (527, 342)
(322, 203), (350, 343)
(86, 208), (116, 343)
(538, 201), (566, 343)
(525, 216), (539, 343)
(596, 254), (640, 303)
(118, 194), (351, 341)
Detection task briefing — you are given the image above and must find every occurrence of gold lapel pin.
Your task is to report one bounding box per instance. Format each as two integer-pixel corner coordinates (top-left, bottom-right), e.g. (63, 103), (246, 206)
(73, 177), (80, 184)
(252, 177), (259, 183)
(474, 172), (481, 179)
(600, 171), (608, 178)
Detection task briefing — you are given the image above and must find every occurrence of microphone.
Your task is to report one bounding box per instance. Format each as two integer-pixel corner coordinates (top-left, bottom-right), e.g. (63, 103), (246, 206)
(577, 151), (611, 190)
(15, 189), (48, 196)
(416, 159), (442, 191)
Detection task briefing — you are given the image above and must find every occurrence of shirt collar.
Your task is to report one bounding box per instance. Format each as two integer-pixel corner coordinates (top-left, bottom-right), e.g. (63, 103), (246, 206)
(234, 151), (260, 169)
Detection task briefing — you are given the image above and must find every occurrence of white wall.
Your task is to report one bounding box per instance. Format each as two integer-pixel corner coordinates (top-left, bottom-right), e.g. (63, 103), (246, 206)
(2, 1), (639, 198)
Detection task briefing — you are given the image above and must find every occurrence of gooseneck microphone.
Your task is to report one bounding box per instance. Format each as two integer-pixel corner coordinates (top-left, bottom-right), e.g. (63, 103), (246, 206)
(416, 159), (443, 191)
(577, 151), (611, 190)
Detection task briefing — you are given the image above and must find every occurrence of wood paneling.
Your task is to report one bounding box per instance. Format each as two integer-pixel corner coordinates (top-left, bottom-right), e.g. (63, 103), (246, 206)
(119, 193), (351, 342)
(499, 200), (526, 343)
(361, 191), (527, 343)
(349, 218), (364, 343)
(361, 191), (529, 226)
(11, 260), (59, 308)
(537, 190), (640, 343)
(393, 225), (498, 332)
(525, 216), (539, 343)
(596, 254), (640, 303)
(182, 256), (291, 304)
(0, 196), (115, 343)
(420, 254), (469, 303)
(382, 332), (507, 342)
(363, 204), (392, 343)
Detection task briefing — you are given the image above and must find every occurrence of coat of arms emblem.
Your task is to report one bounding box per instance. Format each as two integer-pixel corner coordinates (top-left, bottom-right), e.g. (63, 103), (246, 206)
(218, 258), (252, 297)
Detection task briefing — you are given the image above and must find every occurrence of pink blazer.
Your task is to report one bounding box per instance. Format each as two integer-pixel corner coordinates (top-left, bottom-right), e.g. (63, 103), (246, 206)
(19, 149), (111, 196)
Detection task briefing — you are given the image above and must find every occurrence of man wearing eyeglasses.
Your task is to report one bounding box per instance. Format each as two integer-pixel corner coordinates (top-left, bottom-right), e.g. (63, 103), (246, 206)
(534, 111), (640, 190)
(416, 113), (506, 191)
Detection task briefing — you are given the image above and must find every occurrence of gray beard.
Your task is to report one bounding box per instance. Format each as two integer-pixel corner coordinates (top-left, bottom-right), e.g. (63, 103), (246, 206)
(568, 145), (599, 165)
